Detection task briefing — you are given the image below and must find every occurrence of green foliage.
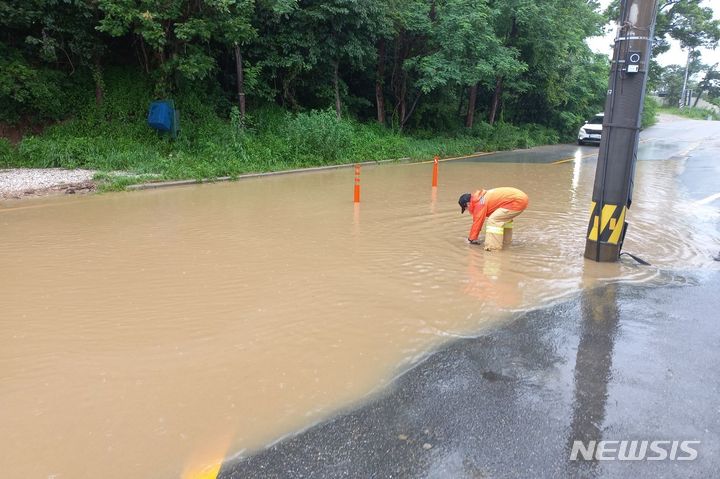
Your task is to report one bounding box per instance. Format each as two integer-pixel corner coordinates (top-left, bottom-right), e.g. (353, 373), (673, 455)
(609, 0), (720, 58)
(0, 138), (14, 167)
(663, 0), (720, 51)
(1, 0), (649, 180)
(3, 69), (564, 184)
(496, 0), (607, 133)
(657, 63), (693, 107)
(642, 95), (658, 128)
(95, 175), (144, 192)
(0, 48), (89, 122)
(281, 109), (354, 164)
(96, 0), (255, 93)
(468, 122), (559, 150)
(412, 0), (518, 94)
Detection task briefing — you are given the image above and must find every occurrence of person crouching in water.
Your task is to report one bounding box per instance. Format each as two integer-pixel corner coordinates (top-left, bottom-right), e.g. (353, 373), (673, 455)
(458, 187), (529, 251)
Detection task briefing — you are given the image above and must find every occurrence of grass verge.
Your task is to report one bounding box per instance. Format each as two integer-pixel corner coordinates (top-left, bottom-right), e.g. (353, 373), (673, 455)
(658, 106), (720, 121)
(0, 71), (576, 190)
(2, 108), (562, 190)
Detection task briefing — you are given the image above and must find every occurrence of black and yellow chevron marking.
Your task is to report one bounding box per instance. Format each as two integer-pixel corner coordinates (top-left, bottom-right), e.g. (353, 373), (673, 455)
(587, 201), (627, 245)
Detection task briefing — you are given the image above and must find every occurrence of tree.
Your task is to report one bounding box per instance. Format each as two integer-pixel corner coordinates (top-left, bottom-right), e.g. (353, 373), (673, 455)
(0, 0), (620, 140)
(97, 0), (255, 95)
(410, 0), (523, 128)
(381, 0), (432, 129)
(668, 1), (720, 106)
(251, 0), (386, 118)
(657, 64), (688, 106)
(692, 63), (718, 107)
(218, 1), (256, 120)
(490, 0), (604, 129)
(0, 0), (109, 105)
(308, 0), (387, 119)
(0, 0), (112, 119)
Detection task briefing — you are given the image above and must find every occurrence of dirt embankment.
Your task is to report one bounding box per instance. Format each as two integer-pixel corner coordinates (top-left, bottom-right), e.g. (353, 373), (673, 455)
(0, 120), (51, 145)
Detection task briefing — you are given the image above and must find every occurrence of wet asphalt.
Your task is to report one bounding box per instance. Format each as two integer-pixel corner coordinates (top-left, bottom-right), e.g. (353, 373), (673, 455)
(219, 271), (719, 479)
(220, 120), (720, 478)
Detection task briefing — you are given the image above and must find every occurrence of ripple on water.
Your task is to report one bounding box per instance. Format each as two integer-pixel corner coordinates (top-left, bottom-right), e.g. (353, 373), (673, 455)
(0, 156), (717, 479)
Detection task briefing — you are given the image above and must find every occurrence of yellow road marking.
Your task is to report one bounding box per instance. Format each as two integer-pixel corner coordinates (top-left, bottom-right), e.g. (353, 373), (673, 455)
(183, 461), (222, 479)
(551, 151), (598, 165)
(181, 432), (234, 479)
(439, 151), (495, 162)
(411, 151), (495, 165)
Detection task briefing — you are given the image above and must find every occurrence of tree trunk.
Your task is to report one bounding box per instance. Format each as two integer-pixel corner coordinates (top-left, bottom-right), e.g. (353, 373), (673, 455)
(281, 71), (300, 110)
(403, 93), (421, 127)
(693, 65), (717, 108)
(139, 36), (150, 74)
(375, 39), (386, 125)
(234, 44), (246, 120)
(457, 86), (466, 117)
(94, 56), (104, 107)
(399, 74), (407, 129)
(391, 33), (406, 129)
(465, 83), (478, 128)
(489, 77), (503, 125)
(692, 91), (703, 107)
(333, 61), (342, 119)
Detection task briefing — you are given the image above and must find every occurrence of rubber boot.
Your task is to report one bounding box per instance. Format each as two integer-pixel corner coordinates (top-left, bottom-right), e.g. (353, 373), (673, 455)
(503, 221), (513, 247)
(484, 225), (504, 251)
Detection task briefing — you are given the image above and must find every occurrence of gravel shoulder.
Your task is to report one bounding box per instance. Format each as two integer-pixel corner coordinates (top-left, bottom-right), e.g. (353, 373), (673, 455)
(0, 168), (96, 200)
(656, 112), (686, 123)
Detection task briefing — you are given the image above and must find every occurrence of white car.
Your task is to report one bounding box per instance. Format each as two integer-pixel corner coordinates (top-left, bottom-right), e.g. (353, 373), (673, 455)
(577, 113), (604, 145)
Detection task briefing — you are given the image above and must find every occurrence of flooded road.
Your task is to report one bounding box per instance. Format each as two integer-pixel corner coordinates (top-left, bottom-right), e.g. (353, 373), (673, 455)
(1, 118), (718, 479)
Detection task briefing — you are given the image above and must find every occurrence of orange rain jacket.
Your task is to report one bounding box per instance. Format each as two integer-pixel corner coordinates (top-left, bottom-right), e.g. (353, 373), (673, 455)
(467, 187), (529, 241)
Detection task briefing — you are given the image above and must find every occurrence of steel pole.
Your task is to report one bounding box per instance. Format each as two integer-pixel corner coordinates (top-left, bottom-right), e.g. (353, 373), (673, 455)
(680, 48), (692, 108)
(584, 0), (659, 262)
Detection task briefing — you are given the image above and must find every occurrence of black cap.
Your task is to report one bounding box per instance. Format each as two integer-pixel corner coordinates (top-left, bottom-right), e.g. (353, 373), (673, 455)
(458, 193), (471, 214)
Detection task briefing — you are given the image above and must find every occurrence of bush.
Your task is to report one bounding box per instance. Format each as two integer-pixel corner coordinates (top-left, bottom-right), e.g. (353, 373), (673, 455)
(0, 138), (14, 167)
(2, 67), (567, 186)
(464, 121), (559, 151)
(0, 47), (90, 123)
(346, 122), (408, 162)
(659, 105), (719, 121)
(281, 109), (354, 165)
(642, 96), (658, 128)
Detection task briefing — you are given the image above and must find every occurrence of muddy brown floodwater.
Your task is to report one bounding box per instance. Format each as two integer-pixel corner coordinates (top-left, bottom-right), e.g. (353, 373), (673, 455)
(1, 150), (717, 479)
